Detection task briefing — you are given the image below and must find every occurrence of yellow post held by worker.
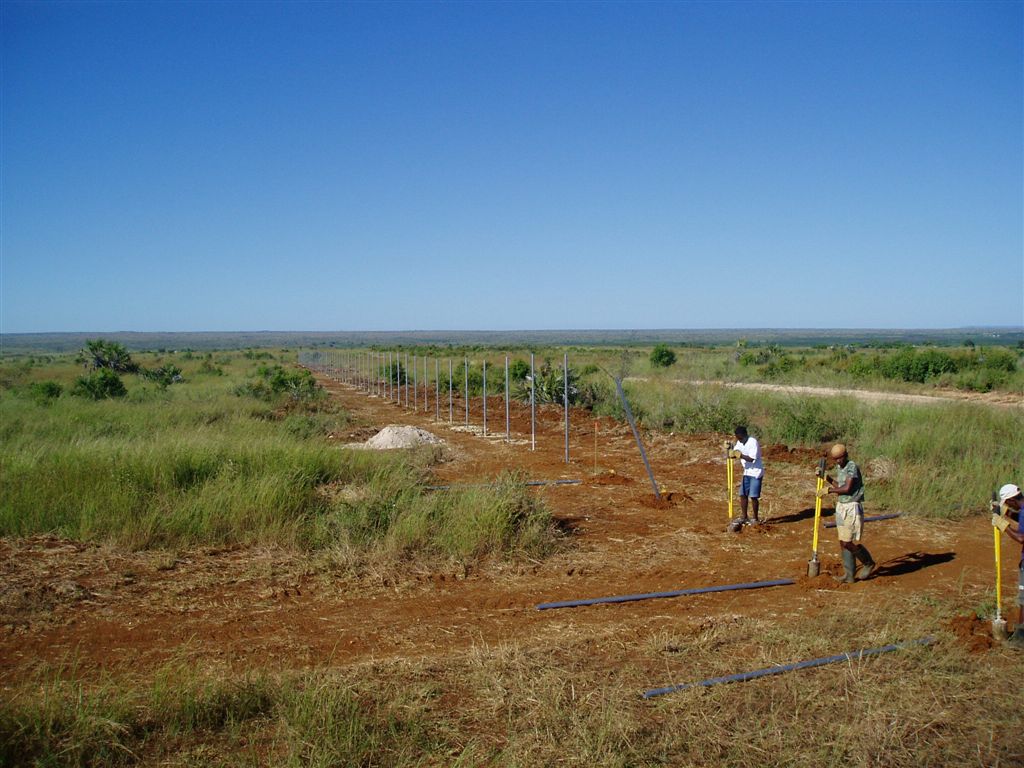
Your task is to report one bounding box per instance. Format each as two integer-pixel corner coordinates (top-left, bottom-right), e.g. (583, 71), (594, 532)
(812, 472), (823, 555)
(994, 525), (1002, 620)
(725, 442), (734, 521)
(807, 456), (827, 577)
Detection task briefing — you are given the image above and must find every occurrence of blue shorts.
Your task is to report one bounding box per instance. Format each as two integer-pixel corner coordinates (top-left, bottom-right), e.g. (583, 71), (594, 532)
(740, 475), (762, 499)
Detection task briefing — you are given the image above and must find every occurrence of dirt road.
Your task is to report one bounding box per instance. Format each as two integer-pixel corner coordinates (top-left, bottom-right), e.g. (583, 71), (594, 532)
(662, 379), (1024, 408)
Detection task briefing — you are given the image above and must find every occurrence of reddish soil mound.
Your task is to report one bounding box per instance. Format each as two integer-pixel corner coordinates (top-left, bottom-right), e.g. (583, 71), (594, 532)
(638, 494), (676, 509)
(948, 613), (995, 653)
(762, 444), (822, 465)
(590, 473), (635, 486)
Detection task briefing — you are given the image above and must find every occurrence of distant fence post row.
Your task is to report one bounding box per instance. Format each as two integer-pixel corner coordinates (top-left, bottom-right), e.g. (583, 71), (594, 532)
(298, 349), (571, 463)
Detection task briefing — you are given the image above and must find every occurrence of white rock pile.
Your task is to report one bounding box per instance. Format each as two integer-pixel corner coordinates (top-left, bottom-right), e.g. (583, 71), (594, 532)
(362, 425), (446, 450)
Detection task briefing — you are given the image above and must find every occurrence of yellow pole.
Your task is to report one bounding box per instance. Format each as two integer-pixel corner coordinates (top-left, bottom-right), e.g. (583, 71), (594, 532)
(994, 527), (1002, 622)
(811, 475), (823, 555)
(727, 450), (734, 521)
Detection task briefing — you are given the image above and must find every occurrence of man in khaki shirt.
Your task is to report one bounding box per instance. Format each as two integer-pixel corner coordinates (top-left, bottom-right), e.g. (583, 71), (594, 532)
(818, 443), (876, 584)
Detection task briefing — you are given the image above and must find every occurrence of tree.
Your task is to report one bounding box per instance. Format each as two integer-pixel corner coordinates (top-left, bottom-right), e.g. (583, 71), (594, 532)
(649, 344), (676, 368)
(79, 339), (138, 373)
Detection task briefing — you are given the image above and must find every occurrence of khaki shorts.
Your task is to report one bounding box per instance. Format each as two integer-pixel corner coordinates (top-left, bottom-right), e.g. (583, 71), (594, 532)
(834, 501), (863, 543)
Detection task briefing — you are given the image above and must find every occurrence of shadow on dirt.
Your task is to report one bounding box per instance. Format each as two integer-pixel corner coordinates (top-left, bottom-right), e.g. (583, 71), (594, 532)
(554, 517), (587, 535)
(876, 551), (955, 577)
(770, 506), (835, 525)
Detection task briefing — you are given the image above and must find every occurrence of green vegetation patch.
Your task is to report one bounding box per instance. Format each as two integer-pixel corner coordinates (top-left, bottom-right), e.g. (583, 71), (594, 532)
(0, 353), (556, 562)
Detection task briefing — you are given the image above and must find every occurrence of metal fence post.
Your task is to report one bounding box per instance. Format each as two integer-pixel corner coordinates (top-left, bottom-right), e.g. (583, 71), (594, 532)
(464, 358), (469, 426)
(448, 359), (453, 423)
(530, 352), (536, 451)
(435, 358), (440, 422)
(615, 377), (661, 500)
(564, 352), (569, 463)
(505, 355), (510, 442)
(413, 354), (418, 411)
(483, 359), (488, 436)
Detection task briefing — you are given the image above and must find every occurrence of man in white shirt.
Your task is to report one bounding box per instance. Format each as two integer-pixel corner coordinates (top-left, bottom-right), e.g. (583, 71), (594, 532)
(728, 425), (764, 532)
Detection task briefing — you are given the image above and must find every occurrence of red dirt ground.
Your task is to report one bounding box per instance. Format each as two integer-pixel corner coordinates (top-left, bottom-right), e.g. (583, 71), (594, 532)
(1, 376), (1017, 683)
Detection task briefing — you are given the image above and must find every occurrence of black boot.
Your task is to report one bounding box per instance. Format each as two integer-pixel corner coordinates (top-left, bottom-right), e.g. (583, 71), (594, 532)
(833, 549), (856, 583)
(854, 545), (876, 580)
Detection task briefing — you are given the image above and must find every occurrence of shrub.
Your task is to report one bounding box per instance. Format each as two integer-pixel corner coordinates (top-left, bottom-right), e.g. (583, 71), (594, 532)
(236, 366), (322, 402)
(649, 345), (676, 368)
(140, 364), (183, 388)
(513, 358), (578, 405)
(78, 339), (138, 373)
(72, 369), (127, 400)
(975, 348), (1017, 373)
(508, 359), (530, 382)
(770, 398), (860, 445)
(29, 381), (63, 404)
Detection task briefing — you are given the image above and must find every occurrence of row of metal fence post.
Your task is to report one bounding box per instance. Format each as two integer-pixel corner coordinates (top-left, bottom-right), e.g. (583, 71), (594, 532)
(299, 348), (571, 461)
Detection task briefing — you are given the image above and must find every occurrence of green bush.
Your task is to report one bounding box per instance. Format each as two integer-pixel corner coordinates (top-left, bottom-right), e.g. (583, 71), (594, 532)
(509, 359), (530, 381)
(141, 364), (183, 388)
(513, 358), (578, 405)
(649, 345), (676, 368)
(669, 394), (747, 434)
(880, 348), (959, 383)
(71, 369), (127, 400)
(78, 339), (138, 373)
(29, 381), (63, 404)
(236, 365), (322, 402)
(769, 398), (859, 444)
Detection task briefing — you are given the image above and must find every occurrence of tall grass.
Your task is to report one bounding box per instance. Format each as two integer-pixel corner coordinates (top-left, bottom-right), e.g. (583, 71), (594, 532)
(0, 355), (555, 560)
(611, 379), (1024, 518)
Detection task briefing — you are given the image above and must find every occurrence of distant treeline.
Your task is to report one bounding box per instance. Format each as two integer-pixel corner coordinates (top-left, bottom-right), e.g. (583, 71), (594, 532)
(3, 328), (1022, 355)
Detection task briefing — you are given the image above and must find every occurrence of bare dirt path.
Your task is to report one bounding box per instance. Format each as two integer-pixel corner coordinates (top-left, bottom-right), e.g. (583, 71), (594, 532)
(659, 378), (1024, 409)
(0, 376), (1007, 683)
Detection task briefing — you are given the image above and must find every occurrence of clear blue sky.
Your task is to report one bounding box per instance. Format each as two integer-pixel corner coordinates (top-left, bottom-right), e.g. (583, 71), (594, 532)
(2, 1), (1021, 333)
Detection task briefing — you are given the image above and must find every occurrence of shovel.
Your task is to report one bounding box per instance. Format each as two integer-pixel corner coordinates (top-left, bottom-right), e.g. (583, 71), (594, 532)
(726, 444), (735, 524)
(807, 457), (827, 577)
(992, 495), (1008, 641)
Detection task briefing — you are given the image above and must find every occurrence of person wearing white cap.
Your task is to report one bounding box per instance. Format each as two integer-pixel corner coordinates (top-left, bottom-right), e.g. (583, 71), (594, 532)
(817, 443), (876, 583)
(993, 483), (1024, 647)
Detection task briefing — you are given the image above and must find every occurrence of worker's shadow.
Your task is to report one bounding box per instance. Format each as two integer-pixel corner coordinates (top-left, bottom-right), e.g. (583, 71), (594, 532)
(875, 551), (955, 577)
(771, 506), (834, 525)
(554, 516), (587, 535)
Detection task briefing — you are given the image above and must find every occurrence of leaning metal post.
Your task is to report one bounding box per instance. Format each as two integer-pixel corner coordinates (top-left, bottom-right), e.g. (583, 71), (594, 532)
(614, 377), (661, 500)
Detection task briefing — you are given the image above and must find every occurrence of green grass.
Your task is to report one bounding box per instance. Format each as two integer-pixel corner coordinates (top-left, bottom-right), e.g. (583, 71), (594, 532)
(0, 354), (556, 561)
(609, 378), (1024, 518)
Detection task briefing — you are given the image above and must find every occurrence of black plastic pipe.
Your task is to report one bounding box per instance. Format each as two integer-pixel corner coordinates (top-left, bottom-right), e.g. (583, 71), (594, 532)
(643, 636), (934, 699)
(425, 479), (582, 491)
(536, 578), (794, 611)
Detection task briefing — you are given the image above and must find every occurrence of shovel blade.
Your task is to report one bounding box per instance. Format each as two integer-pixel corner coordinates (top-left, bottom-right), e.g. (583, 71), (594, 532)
(807, 559), (820, 578)
(992, 618), (1009, 641)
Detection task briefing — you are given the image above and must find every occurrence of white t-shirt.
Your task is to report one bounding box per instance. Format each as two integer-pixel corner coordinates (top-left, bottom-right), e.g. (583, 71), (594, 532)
(733, 436), (764, 478)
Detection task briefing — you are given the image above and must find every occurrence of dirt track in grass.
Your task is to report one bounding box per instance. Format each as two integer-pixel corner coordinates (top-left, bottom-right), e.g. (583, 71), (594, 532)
(0, 374), (1013, 683)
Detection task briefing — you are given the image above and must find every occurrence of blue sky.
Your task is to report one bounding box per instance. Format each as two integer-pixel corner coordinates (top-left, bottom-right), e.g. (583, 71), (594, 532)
(2, 1), (1021, 333)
